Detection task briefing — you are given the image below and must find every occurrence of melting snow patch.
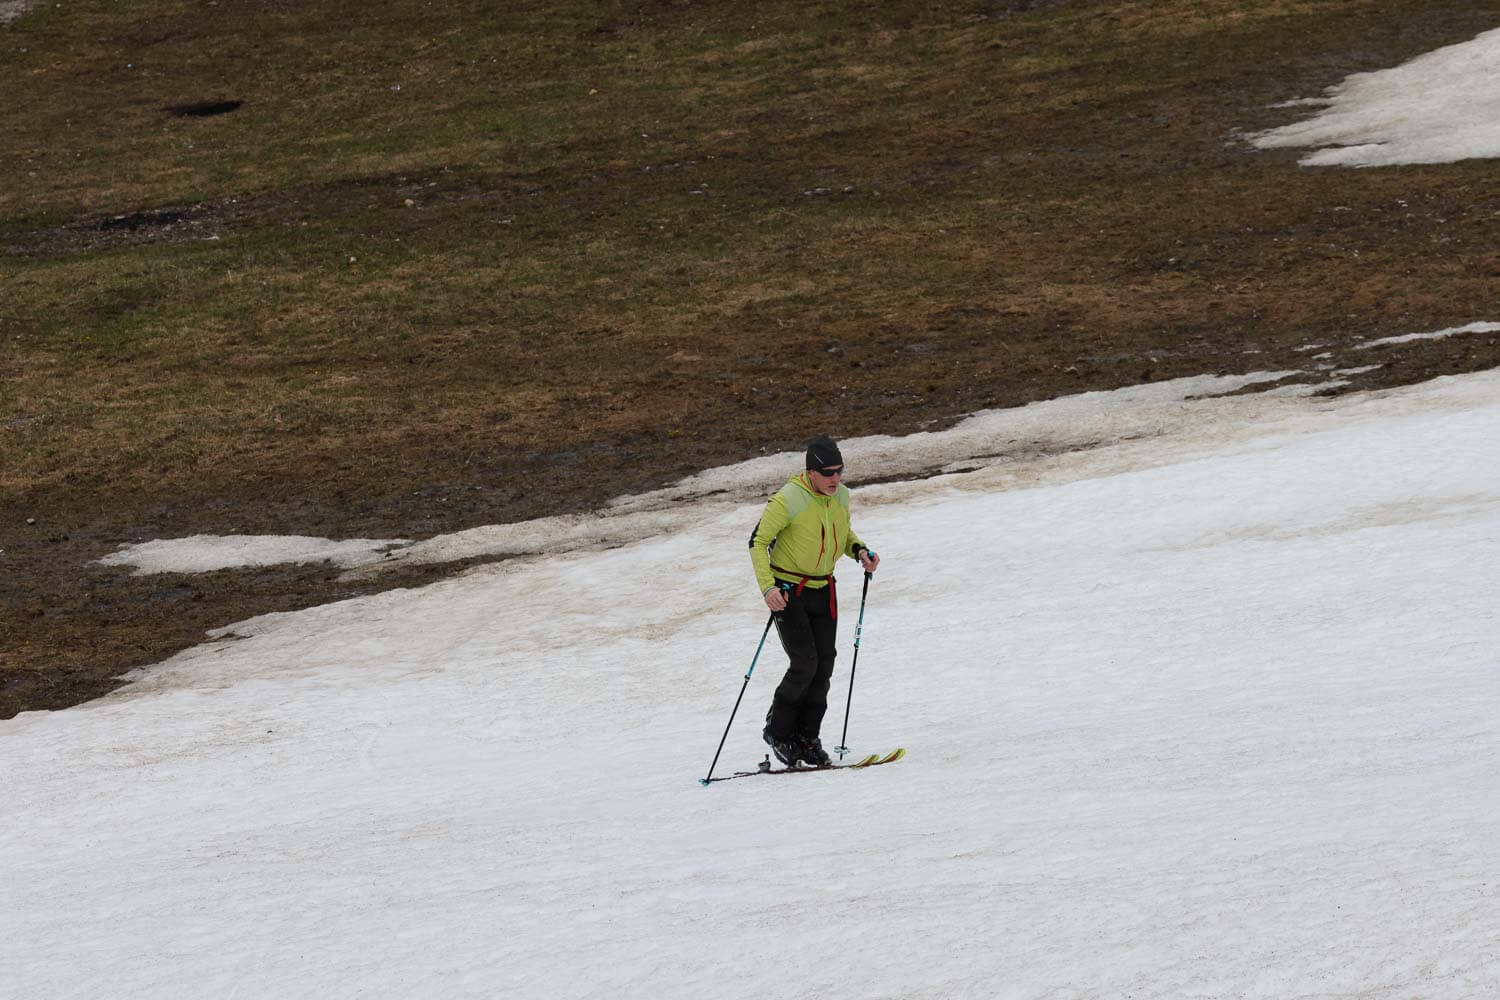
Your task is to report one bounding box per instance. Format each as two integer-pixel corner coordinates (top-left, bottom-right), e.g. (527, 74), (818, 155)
(605, 371), (1299, 512)
(96, 372), (1306, 577)
(99, 535), (408, 575)
(1250, 27), (1500, 167)
(1358, 321), (1500, 349)
(1260, 380), (1346, 397)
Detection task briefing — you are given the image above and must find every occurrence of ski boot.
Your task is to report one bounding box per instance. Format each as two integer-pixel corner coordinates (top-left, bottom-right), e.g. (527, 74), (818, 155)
(799, 735), (833, 768)
(763, 727), (804, 768)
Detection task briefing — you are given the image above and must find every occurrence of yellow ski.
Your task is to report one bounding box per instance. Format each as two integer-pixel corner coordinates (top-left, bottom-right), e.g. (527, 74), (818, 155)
(706, 749), (906, 782)
(850, 748), (905, 768)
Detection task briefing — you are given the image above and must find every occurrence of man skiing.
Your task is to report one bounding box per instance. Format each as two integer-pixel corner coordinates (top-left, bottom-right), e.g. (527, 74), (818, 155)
(749, 435), (880, 768)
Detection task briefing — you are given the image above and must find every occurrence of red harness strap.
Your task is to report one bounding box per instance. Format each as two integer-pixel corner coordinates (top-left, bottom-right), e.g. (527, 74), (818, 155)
(770, 564), (838, 619)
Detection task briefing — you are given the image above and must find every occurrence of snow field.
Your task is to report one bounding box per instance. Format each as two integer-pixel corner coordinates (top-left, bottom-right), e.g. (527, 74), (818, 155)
(7, 371), (1500, 998)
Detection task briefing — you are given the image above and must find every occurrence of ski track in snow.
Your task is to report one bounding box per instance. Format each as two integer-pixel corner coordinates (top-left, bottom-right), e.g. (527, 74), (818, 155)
(8, 369), (1500, 998)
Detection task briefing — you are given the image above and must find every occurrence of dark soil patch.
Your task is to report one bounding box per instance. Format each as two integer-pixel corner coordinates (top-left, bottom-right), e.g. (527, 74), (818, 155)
(165, 100), (242, 118)
(8, 200), (240, 254)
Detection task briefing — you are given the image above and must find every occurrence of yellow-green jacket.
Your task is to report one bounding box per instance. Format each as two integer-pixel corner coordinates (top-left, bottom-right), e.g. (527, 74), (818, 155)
(749, 472), (868, 594)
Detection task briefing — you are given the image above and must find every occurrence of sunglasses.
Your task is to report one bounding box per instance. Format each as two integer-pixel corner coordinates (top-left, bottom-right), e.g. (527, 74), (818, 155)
(815, 466), (844, 477)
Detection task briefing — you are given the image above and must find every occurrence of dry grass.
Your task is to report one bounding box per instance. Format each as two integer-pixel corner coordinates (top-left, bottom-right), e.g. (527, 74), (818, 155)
(4, 0), (1500, 714)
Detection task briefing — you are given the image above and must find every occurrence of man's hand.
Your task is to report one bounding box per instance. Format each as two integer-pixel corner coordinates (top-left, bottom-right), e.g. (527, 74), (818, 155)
(764, 586), (788, 612)
(858, 549), (880, 574)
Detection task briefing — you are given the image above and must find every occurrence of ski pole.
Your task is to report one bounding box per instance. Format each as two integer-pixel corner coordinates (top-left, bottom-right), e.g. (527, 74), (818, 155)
(699, 612), (777, 786)
(834, 569), (873, 760)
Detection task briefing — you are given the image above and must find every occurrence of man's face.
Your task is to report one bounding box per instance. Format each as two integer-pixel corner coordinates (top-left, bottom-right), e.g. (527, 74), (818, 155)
(808, 465), (843, 495)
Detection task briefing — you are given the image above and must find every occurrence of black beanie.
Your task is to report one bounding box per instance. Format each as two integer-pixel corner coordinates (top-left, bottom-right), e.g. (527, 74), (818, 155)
(805, 435), (843, 470)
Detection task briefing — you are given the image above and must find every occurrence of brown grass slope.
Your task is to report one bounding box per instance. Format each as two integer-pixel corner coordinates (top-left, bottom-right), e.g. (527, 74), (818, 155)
(3, 0), (1499, 716)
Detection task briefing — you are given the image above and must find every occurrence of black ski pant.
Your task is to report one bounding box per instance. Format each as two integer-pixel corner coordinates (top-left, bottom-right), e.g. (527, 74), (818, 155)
(765, 584), (838, 741)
